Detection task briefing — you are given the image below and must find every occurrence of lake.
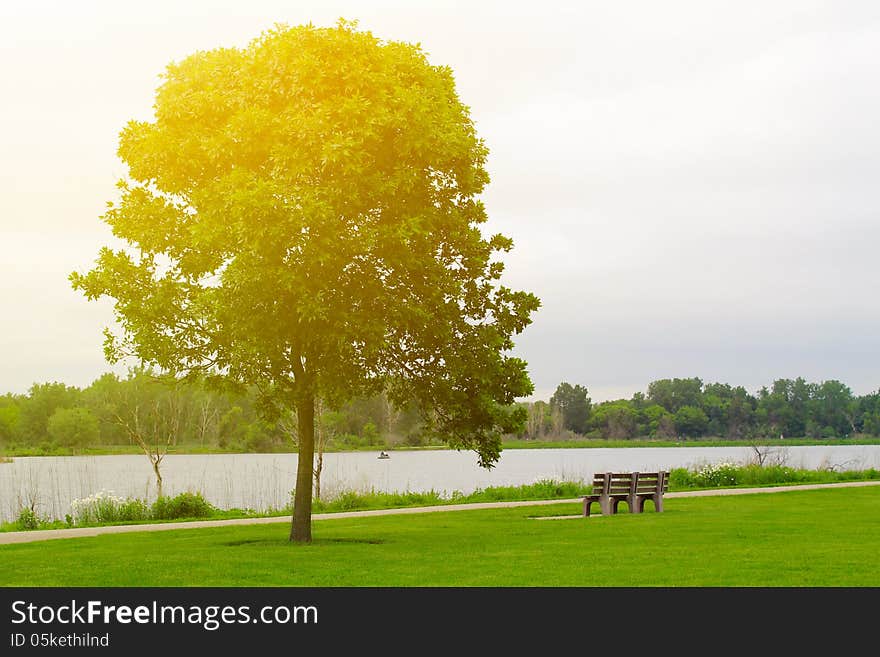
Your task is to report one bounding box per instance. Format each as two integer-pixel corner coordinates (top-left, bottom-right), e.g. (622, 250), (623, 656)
(2, 444), (879, 523)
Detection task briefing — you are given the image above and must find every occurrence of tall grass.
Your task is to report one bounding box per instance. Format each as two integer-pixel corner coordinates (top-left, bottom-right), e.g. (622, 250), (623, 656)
(310, 479), (594, 513)
(670, 463), (880, 489)
(71, 490), (151, 525)
(4, 490), (217, 531)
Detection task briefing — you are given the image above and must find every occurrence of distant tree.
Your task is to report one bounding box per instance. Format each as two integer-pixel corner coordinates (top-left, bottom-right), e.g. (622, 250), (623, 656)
(549, 382), (591, 434)
(726, 386), (756, 439)
(190, 380), (223, 446)
(812, 380), (854, 437)
(518, 400), (559, 440)
(81, 373), (129, 444)
(388, 400), (424, 445)
(854, 390), (880, 436)
(591, 400), (637, 439)
(520, 401), (542, 440)
(0, 395), (22, 445)
(70, 21), (539, 542)
(674, 405), (709, 438)
(630, 391), (648, 409)
(700, 389), (728, 437)
(647, 378), (703, 413)
(757, 382), (793, 437)
(640, 403), (673, 437)
(46, 407), (100, 449)
(787, 377), (814, 437)
(860, 390), (880, 436)
(657, 413), (677, 439)
(19, 382), (81, 443)
(92, 368), (188, 498)
(335, 394), (393, 439)
(217, 405), (246, 448)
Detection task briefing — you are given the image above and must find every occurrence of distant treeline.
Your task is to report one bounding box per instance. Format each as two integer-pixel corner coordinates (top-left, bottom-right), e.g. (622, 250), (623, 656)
(0, 368), (428, 453)
(1, 372), (879, 452)
(526, 378), (880, 440)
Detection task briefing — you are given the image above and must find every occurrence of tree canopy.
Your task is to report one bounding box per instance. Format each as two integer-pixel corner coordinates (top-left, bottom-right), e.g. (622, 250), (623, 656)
(549, 382), (591, 434)
(70, 20), (540, 541)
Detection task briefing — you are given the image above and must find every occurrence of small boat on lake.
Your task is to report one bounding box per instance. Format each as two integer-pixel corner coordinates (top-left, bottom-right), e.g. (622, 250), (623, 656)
(378, 451), (390, 459)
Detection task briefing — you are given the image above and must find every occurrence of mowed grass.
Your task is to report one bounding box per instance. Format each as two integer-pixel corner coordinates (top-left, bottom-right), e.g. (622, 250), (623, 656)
(1, 487), (878, 587)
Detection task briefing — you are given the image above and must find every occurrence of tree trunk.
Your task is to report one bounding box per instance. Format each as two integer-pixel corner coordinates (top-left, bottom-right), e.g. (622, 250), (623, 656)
(314, 450), (323, 503)
(152, 458), (163, 499)
(290, 393), (315, 543)
(313, 398), (325, 502)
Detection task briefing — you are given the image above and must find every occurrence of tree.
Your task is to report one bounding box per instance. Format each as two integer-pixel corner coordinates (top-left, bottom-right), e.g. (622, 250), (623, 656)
(700, 390), (728, 437)
(46, 407), (100, 449)
(756, 382), (793, 437)
(591, 400), (638, 439)
(81, 373), (129, 444)
(787, 377), (814, 437)
(70, 20), (539, 542)
(725, 386), (756, 439)
(813, 380), (854, 437)
(278, 397), (334, 503)
(647, 378), (703, 413)
(90, 368), (187, 498)
(521, 400), (553, 440)
(0, 395), (22, 446)
(640, 403), (673, 437)
(549, 382), (591, 434)
(19, 382), (80, 444)
(854, 389), (880, 436)
(674, 405), (709, 438)
(190, 379), (222, 446)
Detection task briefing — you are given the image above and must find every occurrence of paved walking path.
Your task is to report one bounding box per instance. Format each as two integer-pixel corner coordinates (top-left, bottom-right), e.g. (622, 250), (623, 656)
(2, 480), (878, 545)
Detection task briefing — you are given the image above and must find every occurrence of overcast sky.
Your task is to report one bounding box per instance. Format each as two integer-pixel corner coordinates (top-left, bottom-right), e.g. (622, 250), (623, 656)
(1, 1), (878, 402)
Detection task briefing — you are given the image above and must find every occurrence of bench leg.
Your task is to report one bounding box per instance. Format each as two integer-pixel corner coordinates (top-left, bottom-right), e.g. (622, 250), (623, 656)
(628, 495), (641, 514)
(583, 498), (594, 517)
(654, 495), (664, 513)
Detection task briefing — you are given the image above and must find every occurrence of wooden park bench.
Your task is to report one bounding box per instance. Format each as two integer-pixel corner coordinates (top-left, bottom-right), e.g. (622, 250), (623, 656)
(582, 471), (669, 517)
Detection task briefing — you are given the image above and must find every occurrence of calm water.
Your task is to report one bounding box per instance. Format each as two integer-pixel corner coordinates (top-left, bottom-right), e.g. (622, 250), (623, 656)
(2, 445), (878, 522)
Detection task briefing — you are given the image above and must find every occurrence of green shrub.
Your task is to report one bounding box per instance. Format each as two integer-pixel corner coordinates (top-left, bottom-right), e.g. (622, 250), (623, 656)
(16, 508), (40, 531)
(669, 467), (697, 488)
(151, 492), (215, 520)
(67, 491), (210, 526)
(117, 498), (150, 522)
(333, 491), (370, 511)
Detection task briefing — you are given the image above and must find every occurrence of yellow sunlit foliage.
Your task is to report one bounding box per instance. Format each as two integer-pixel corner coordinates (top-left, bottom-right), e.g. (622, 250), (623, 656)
(71, 19), (540, 541)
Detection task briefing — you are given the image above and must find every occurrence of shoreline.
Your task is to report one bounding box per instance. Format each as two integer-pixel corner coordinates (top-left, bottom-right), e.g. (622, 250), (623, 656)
(3, 437), (879, 459)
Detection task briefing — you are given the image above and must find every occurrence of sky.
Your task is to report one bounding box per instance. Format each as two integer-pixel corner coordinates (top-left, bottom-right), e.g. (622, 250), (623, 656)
(1, 0), (879, 403)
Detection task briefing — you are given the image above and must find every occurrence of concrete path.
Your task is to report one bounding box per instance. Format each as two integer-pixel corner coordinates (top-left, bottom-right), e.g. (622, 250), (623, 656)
(2, 480), (878, 545)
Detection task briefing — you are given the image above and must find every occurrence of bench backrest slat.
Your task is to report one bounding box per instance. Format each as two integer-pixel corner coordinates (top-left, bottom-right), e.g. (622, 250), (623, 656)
(588, 471), (669, 495)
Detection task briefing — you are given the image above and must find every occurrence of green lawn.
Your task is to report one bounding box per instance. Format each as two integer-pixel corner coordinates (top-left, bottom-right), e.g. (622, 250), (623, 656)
(2, 486), (878, 587)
